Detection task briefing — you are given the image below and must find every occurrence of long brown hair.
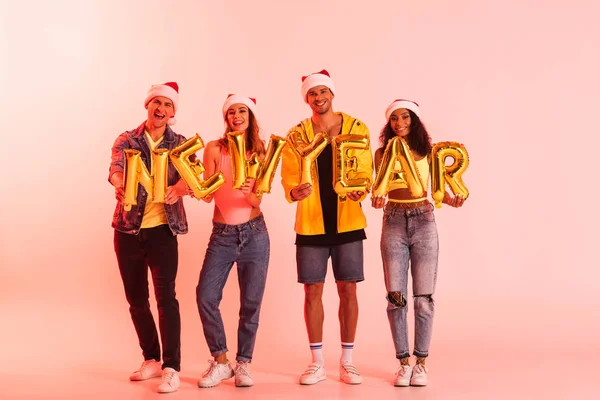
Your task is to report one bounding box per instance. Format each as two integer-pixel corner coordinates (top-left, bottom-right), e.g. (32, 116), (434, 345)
(218, 109), (266, 156)
(378, 111), (432, 157)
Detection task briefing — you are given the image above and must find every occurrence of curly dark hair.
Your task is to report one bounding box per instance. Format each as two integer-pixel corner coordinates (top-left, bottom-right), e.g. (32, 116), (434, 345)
(218, 109), (266, 156)
(378, 110), (433, 157)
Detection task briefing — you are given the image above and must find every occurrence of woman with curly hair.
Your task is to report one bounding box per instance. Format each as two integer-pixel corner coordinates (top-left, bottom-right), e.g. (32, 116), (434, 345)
(372, 99), (465, 387)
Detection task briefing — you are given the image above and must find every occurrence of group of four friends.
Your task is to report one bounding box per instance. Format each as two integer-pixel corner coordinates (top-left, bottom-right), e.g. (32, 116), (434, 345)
(108, 70), (466, 393)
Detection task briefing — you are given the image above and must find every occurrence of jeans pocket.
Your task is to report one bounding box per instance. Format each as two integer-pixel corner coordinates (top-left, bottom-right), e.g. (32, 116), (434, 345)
(212, 225), (226, 235)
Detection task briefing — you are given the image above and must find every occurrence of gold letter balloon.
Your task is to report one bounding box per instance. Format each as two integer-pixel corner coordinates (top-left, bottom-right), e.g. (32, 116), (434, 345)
(170, 134), (225, 200)
(286, 131), (328, 187)
(227, 131), (254, 189)
(332, 134), (371, 198)
(254, 135), (287, 197)
(431, 141), (470, 208)
(372, 136), (424, 198)
(122, 149), (169, 211)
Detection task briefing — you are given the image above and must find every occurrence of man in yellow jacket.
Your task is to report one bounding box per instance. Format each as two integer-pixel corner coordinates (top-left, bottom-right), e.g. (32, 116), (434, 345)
(281, 70), (373, 386)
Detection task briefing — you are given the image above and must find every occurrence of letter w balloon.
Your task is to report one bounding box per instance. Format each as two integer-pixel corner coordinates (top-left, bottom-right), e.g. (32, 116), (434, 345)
(332, 134), (371, 198)
(431, 141), (470, 208)
(122, 149), (169, 211)
(227, 132), (287, 196)
(170, 134), (225, 199)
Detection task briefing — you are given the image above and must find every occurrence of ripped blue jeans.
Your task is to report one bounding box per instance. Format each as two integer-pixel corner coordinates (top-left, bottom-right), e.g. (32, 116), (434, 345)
(380, 202), (439, 359)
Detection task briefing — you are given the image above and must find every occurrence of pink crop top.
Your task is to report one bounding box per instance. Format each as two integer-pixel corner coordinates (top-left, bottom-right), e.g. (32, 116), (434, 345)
(213, 147), (255, 225)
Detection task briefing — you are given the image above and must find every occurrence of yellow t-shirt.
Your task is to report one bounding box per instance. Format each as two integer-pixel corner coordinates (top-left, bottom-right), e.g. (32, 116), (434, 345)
(140, 132), (169, 228)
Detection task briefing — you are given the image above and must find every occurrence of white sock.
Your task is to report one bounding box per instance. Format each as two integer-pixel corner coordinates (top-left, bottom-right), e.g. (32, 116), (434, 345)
(341, 342), (354, 365)
(310, 343), (324, 366)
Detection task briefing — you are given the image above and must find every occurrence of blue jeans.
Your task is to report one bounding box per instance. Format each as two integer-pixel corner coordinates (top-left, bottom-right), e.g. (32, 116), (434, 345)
(381, 202), (439, 359)
(196, 214), (270, 362)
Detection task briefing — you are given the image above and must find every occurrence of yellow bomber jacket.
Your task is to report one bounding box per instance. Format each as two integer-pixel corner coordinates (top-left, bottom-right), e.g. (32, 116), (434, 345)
(281, 112), (374, 235)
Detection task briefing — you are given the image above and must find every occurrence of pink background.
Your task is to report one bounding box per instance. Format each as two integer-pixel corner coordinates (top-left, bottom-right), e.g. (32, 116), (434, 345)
(2, 0), (598, 398)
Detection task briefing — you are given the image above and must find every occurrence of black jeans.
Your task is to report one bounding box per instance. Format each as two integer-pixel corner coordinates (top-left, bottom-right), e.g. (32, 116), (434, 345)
(114, 224), (181, 371)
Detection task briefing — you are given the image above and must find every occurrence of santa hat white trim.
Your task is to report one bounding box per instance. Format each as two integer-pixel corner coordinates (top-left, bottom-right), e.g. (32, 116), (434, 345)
(144, 82), (179, 125)
(385, 99), (421, 121)
(222, 94), (258, 126)
(301, 70), (336, 103)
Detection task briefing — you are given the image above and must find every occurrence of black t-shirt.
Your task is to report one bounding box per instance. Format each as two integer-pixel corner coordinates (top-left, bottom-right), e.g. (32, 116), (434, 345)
(295, 140), (367, 247)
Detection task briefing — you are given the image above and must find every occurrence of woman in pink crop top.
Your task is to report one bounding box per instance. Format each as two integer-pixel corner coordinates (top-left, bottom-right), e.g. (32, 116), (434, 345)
(371, 99), (466, 387)
(195, 94), (270, 388)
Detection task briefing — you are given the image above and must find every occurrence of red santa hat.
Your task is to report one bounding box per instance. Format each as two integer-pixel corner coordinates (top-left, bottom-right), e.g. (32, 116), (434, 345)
(222, 94), (258, 125)
(385, 99), (421, 121)
(144, 82), (179, 126)
(301, 69), (336, 103)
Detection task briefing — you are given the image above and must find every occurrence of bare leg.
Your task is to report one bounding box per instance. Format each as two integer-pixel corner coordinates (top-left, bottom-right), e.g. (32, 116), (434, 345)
(304, 283), (325, 342)
(337, 281), (358, 343)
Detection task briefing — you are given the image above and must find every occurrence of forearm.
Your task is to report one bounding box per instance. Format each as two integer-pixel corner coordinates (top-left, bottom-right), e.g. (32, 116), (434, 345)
(172, 178), (187, 191)
(110, 171), (124, 187)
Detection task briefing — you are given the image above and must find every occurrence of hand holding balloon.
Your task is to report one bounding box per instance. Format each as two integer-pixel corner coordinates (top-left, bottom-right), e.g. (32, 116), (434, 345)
(240, 178), (256, 196)
(371, 194), (386, 209)
(346, 191), (364, 201)
(443, 193), (466, 208)
(164, 179), (189, 204)
(290, 183), (313, 201)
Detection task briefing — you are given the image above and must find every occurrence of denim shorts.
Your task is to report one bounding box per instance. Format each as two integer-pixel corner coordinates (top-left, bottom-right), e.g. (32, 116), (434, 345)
(296, 240), (364, 284)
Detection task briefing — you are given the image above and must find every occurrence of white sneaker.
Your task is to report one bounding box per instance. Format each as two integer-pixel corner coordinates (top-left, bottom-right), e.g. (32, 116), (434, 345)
(157, 367), (180, 393)
(235, 362), (254, 387)
(197, 360), (234, 388)
(339, 363), (362, 384)
(410, 363), (428, 386)
(299, 363), (326, 385)
(129, 360), (162, 381)
(393, 364), (413, 387)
